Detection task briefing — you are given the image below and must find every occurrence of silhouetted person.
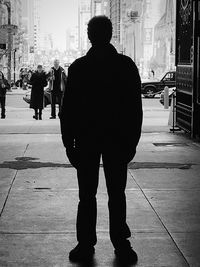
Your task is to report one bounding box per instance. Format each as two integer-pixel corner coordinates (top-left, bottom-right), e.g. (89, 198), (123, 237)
(48, 59), (67, 119)
(30, 65), (47, 120)
(60, 16), (142, 264)
(0, 71), (10, 119)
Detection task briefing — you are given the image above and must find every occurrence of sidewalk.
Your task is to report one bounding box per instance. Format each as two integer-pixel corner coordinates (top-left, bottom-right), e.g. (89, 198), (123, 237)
(7, 87), (28, 95)
(0, 108), (200, 266)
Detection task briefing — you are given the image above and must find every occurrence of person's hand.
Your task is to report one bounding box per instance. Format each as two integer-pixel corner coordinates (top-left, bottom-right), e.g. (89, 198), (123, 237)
(125, 148), (136, 163)
(66, 148), (80, 169)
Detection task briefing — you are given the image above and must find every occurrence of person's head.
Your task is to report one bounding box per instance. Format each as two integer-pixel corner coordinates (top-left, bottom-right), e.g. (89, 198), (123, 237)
(37, 65), (43, 73)
(53, 59), (60, 69)
(87, 16), (112, 46)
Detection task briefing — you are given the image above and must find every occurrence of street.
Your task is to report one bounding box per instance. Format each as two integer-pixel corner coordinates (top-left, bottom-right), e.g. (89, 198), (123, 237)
(5, 92), (170, 131)
(6, 92), (164, 109)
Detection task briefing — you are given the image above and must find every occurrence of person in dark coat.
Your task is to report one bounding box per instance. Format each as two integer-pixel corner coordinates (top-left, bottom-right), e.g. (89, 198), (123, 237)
(0, 71), (10, 119)
(60, 16), (143, 264)
(48, 59), (67, 119)
(30, 65), (47, 120)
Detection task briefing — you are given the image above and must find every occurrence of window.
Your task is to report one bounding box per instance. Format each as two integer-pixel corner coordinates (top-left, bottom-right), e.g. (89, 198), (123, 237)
(163, 72), (175, 81)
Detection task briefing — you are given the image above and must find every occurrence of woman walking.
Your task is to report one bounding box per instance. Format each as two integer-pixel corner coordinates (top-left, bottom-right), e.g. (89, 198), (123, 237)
(30, 65), (47, 120)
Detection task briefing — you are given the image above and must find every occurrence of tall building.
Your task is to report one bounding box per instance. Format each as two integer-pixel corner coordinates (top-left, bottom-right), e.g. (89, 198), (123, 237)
(141, 0), (164, 77)
(91, 0), (102, 16)
(21, 0), (44, 66)
(0, 4), (7, 71)
(152, 0), (176, 75)
(120, 0), (168, 77)
(121, 0), (143, 60)
(91, 0), (109, 17)
(21, 0), (34, 65)
(33, 0), (42, 52)
(109, 0), (121, 51)
(0, 0), (23, 78)
(102, 0), (109, 16)
(78, 0), (91, 54)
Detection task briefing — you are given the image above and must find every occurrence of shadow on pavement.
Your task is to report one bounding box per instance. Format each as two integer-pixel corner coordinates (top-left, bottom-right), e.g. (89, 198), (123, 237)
(0, 157), (193, 170)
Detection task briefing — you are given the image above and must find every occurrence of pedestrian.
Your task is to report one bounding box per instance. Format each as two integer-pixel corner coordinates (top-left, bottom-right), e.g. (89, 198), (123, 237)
(29, 65), (47, 120)
(151, 69), (155, 78)
(60, 16), (143, 264)
(48, 59), (67, 119)
(0, 71), (10, 119)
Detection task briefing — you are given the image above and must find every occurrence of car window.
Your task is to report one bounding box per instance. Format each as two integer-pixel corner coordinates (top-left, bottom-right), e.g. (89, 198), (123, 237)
(163, 72), (175, 81)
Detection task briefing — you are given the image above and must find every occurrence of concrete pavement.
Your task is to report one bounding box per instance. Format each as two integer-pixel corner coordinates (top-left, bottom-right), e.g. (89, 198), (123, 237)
(0, 103), (200, 266)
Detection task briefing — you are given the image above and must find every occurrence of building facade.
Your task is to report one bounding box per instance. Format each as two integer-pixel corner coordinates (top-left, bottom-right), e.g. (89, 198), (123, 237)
(0, 3), (7, 72)
(78, 0), (91, 55)
(91, 0), (102, 16)
(0, 0), (23, 81)
(121, 0), (143, 66)
(106, 0), (175, 78)
(151, 0), (176, 76)
(109, 0), (121, 51)
(175, 0), (200, 139)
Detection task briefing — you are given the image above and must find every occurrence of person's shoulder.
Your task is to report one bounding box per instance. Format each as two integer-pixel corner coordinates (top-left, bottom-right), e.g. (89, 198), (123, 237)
(117, 54), (139, 73)
(31, 71), (37, 77)
(117, 53), (136, 65)
(60, 66), (65, 71)
(69, 56), (87, 69)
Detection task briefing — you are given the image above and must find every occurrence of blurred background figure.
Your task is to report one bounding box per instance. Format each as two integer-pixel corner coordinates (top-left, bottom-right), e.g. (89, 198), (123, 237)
(0, 71), (10, 119)
(29, 65), (47, 120)
(48, 59), (67, 119)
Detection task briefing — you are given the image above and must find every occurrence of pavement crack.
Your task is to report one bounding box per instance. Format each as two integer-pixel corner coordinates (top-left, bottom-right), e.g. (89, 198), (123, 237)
(0, 144), (30, 218)
(0, 170), (18, 218)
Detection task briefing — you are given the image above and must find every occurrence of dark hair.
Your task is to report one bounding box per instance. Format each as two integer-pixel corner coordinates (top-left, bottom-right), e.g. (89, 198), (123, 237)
(87, 16), (112, 45)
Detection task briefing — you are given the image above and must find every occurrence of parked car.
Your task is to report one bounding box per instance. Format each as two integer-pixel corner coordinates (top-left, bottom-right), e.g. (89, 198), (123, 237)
(159, 87), (176, 106)
(141, 70), (176, 98)
(23, 87), (53, 107)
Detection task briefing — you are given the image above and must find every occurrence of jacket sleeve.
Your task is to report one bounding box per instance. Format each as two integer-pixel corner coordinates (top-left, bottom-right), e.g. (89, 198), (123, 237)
(60, 65), (76, 149)
(29, 73), (35, 85)
(43, 73), (48, 87)
(126, 57), (143, 149)
(1, 79), (10, 94)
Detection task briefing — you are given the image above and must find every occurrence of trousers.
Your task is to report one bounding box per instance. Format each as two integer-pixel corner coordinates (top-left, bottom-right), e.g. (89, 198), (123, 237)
(50, 91), (62, 117)
(0, 96), (6, 117)
(74, 132), (132, 248)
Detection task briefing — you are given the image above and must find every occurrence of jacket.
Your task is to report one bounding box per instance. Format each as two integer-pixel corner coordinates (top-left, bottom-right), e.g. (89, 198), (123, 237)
(48, 66), (67, 93)
(29, 71), (47, 109)
(60, 43), (143, 152)
(0, 73), (10, 97)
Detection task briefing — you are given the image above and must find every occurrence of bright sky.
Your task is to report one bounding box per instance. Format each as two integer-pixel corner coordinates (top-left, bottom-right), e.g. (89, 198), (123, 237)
(40, 0), (78, 51)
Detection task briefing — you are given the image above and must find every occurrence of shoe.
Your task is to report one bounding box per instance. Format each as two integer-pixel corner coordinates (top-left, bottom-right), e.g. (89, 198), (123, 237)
(39, 115), (42, 120)
(114, 245), (138, 264)
(49, 116), (56, 119)
(1, 115), (5, 119)
(69, 244), (95, 262)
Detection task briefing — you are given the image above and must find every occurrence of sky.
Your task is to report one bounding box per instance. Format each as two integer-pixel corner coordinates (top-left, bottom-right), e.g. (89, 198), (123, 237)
(40, 0), (78, 51)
